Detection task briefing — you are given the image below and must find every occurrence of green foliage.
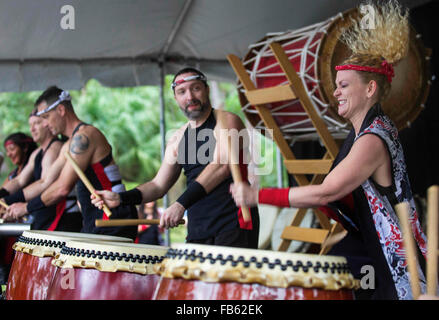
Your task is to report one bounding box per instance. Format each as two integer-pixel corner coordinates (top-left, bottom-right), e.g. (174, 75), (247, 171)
(72, 77), (189, 183)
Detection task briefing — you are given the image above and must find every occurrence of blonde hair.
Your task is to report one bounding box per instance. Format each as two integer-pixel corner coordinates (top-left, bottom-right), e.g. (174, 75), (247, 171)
(339, 0), (410, 100)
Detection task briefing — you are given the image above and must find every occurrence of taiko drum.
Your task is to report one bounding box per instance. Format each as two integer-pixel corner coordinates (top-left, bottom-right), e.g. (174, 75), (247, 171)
(153, 243), (359, 300)
(239, 8), (430, 143)
(47, 240), (168, 300)
(6, 230), (132, 300)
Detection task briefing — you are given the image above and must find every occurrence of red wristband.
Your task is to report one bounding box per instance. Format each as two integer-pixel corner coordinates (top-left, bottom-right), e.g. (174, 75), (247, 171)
(258, 188), (290, 207)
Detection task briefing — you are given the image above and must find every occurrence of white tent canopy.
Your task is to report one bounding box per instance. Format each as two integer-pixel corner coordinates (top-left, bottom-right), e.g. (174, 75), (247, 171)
(0, 0), (431, 92)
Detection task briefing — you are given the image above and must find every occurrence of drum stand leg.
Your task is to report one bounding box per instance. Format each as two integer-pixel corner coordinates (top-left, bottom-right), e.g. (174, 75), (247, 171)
(227, 42), (346, 255)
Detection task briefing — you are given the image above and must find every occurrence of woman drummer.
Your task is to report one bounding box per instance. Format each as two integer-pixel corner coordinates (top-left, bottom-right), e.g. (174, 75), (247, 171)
(0, 133), (37, 285)
(2, 132), (37, 185)
(230, 1), (428, 300)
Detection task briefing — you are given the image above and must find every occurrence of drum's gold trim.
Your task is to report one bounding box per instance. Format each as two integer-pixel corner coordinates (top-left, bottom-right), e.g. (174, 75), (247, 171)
(52, 240), (169, 275)
(12, 230), (132, 257)
(13, 240), (57, 258)
(155, 244), (360, 291)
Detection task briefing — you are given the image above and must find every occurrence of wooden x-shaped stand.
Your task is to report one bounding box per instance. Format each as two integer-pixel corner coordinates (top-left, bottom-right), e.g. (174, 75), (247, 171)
(227, 42), (345, 255)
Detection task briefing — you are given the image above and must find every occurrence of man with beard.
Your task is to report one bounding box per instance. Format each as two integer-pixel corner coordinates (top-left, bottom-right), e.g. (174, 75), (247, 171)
(4, 86), (137, 239)
(92, 67), (260, 248)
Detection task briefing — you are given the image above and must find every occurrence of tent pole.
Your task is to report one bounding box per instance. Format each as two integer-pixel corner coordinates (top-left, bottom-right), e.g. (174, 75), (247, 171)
(276, 147), (284, 188)
(158, 60), (170, 246)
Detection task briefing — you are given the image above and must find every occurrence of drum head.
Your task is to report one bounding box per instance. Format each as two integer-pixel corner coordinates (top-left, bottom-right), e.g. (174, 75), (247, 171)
(318, 9), (431, 131)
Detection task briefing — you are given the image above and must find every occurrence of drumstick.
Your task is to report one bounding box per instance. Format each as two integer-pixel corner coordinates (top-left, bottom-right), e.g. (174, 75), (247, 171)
(0, 199), (9, 209)
(95, 218), (185, 227)
(427, 185), (438, 296)
(64, 151), (112, 218)
(395, 202), (421, 299)
(321, 230), (348, 248)
(216, 111), (252, 223)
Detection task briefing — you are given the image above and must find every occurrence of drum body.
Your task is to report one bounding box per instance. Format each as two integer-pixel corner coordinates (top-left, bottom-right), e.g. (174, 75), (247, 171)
(47, 240), (168, 300)
(153, 243), (359, 300)
(239, 9), (430, 143)
(6, 230), (132, 300)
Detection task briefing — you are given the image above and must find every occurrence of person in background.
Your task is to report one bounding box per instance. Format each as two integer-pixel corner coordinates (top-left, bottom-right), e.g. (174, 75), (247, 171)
(5, 86), (137, 239)
(135, 201), (164, 245)
(0, 132), (36, 285)
(2, 132), (37, 185)
(1, 109), (82, 231)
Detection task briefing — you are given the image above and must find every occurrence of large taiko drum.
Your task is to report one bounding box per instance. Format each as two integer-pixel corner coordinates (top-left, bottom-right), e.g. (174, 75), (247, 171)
(239, 8), (430, 143)
(47, 240), (168, 300)
(6, 230), (132, 300)
(153, 243), (359, 300)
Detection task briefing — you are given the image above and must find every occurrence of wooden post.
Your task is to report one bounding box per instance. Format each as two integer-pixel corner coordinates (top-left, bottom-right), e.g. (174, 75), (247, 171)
(427, 185), (438, 296)
(395, 202), (421, 299)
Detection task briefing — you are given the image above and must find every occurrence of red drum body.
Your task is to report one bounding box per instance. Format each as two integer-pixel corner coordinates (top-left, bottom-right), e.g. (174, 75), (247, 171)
(7, 252), (53, 300)
(153, 244), (359, 300)
(6, 230), (132, 300)
(154, 278), (353, 300)
(47, 241), (168, 300)
(239, 9), (430, 143)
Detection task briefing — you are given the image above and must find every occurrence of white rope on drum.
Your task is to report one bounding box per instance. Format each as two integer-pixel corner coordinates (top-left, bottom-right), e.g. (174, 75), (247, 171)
(240, 14), (350, 140)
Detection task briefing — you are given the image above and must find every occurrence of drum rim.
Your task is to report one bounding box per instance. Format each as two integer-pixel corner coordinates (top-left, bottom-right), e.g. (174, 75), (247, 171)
(155, 243), (360, 291)
(13, 230), (132, 258)
(20, 230), (133, 242)
(52, 240), (169, 275)
(168, 242), (349, 263)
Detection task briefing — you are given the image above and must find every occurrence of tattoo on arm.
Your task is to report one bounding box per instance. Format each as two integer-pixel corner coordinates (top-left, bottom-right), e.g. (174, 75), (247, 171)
(70, 134), (90, 154)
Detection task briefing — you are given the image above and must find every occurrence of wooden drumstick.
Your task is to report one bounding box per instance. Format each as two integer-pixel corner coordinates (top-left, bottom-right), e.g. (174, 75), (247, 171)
(395, 202), (420, 299)
(427, 185), (438, 296)
(217, 111), (252, 223)
(0, 199), (9, 209)
(95, 218), (185, 227)
(64, 151), (112, 218)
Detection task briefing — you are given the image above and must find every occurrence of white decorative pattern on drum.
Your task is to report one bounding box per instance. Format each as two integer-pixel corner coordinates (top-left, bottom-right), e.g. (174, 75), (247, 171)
(52, 240), (168, 275)
(241, 13), (349, 143)
(155, 243), (360, 291)
(13, 230), (132, 258)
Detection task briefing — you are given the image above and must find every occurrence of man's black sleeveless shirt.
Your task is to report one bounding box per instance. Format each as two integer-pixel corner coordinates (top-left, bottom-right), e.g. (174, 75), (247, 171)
(177, 110), (255, 241)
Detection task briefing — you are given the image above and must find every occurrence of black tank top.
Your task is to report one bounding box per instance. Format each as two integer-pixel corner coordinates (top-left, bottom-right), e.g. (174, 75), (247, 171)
(33, 138), (60, 181)
(72, 122), (137, 239)
(177, 110), (257, 241)
(31, 137), (81, 231)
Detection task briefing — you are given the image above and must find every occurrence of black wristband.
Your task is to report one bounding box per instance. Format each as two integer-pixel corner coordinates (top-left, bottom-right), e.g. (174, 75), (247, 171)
(0, 188), (10, 198)
(4, 189), (25, 205)
(176, 181), (207, 210)
(119, 188), (143, 206)
(27, 195), (47, 213)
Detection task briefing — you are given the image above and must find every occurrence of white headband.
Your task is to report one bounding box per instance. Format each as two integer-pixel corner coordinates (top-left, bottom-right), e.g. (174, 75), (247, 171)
(36, 91), (71, 116)
(171, 74), (207, 90)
